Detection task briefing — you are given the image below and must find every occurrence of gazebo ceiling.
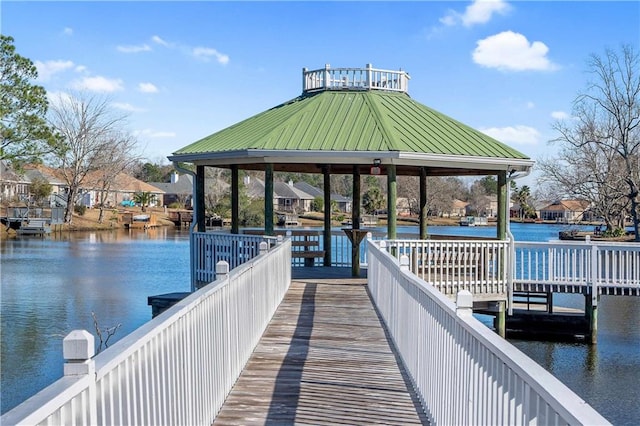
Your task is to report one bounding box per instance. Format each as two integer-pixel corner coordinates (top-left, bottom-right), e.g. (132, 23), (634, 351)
(169, 65), (534, 176)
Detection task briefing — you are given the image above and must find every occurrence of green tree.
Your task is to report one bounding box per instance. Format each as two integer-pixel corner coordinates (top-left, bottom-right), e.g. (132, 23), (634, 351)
(29, 176), (52, 206)
(134, 161), (174, 182)
(362, 186), (385, 214)
(0, 35), (57, 166)
(133, 191), (156, 212)
(512, 185), (533, 220)
(477, 175), (498, 195)
(311, 196), (323, 212)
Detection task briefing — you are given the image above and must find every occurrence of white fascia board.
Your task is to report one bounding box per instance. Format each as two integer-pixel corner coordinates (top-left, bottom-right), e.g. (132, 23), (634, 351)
(169, 149), (534, 171)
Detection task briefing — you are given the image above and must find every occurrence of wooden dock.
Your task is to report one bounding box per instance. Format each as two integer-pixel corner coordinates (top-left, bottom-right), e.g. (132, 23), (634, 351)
(213, 275), (429, 425)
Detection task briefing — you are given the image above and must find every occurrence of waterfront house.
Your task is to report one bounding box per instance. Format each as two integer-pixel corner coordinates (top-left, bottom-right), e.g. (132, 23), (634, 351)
(293, 181), (352, 213)
(0, 161), (30, 203)
(149, 172), (196, 208)
(1, 163), (164, 209)
(540, 199), (591, 223)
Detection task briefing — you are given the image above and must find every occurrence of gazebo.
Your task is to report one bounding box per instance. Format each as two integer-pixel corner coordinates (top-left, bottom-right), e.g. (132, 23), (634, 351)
(168, 64), (534, 267)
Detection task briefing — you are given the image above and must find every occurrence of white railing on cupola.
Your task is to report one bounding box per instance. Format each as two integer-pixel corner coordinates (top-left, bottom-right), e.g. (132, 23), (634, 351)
(303, 63), (410, 94)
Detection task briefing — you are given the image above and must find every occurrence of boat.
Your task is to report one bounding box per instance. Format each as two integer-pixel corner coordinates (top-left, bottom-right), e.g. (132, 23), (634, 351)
(120, 212), (158, 229)
(341, 215), (378, 227)
(459, 216), (488, 227)
(277, 214), (300, 227)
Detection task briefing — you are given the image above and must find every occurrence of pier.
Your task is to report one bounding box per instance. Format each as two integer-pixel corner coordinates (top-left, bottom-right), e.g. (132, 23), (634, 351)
(214, 274), (428, 425)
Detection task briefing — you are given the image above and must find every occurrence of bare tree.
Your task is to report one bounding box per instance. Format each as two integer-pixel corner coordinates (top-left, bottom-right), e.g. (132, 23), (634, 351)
(467, 180), (491, 216)
(538, 137), (629, 230)
(93, 131), (140, 222)
(547, 45), (639, 239)
(47, 93), (131, 223)
(91, 311), (121, 354)
(397, 176), (420, 214)
(426, 176), (465, 217)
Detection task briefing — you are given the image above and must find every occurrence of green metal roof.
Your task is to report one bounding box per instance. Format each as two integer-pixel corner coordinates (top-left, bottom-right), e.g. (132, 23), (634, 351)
(173, 90), (529, 160)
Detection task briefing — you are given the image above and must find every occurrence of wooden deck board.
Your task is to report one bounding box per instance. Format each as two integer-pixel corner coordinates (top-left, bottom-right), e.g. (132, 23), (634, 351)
(213, 279), (428, 425)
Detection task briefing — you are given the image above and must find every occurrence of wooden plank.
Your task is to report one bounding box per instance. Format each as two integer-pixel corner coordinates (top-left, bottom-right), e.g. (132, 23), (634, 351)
(291, 240), (319, 247)
(291, 250), (325, 259)
(213, 279), (429, 425)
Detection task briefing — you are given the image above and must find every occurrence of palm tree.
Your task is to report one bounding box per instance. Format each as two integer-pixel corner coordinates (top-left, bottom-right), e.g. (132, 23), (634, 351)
(514, 186), (531, 220)
(133, 191), (155, 212)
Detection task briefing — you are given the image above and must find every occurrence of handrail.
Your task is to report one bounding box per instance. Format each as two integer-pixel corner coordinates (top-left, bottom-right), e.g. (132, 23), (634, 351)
(512, 240), (640, 295)
(383, 238), (511, 296)
(302, 63), (410, 94)
(2, 239), (292, 426)
(191, 231), (278, 290)
(367, 239), (610, 425)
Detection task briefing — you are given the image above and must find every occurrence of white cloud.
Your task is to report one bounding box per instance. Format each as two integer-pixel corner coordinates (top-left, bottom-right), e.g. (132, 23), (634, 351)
(117, 44), (151, 53)
(526, 101), (535, 109)
(135, 129), (176, 138)
(440, 0), (510, 27)
(35, 60), (74, 81)
(551, 111), (570, 120)
(149, 35), (229, 65)
(480, 125), (540, 146)
(151, 35), (171, 47)
(138, 82), (159, 93)
(473, 31), (559, 71)
(112, 102), (146, 112)
(71, 76), (124, 92)
(62, 27), (73, 36)
(75, 65), (87, 73)
(192, 47), (229, 65)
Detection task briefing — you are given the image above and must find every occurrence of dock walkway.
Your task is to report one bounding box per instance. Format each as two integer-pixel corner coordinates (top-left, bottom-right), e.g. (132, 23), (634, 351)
(213, 272), (429, 425)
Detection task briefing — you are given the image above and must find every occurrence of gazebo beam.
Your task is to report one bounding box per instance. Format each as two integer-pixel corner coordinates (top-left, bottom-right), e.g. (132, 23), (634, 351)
(419, 167), (427, 239)
(497, 171), (507, 240)
(387, 164), (397, 239)
(196, 166), (206, 232)
(352, 166), (361, 231)
(323, 166), (332, 267)
(265, 164), (274, 236)
(231, 165), (239, 234)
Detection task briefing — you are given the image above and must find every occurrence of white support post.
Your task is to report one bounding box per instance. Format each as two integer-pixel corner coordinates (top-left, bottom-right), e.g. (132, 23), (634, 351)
(63, 330), (97, 423)
(63, 330), (95, 376)
(456, 290), (473, 317)
(277, 235), (284, 244)
(259, 241), (268, 255)
(324, 64), (331, 89)
(590, 244), (598, 307)
(216, 260), (230, 278)
(400, 255), (410, 270)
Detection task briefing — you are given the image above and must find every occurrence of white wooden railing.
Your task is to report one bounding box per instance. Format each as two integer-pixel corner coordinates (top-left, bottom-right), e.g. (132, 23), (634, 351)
(367, 240), (611, 425)
(513, 240), (640, 295)
(2, 240), (292, 426)
(384, 239), (510, 296)
(303, 64), (410, 93)
(191, 231), (278, 289)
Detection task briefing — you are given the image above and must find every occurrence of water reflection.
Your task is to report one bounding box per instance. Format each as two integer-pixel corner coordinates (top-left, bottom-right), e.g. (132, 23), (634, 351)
(1, 224), (638, 425)
(1, 228), (190, 413)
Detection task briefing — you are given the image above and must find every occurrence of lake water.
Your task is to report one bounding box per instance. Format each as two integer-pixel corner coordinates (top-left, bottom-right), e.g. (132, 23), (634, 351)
(1, 223), (639, 424)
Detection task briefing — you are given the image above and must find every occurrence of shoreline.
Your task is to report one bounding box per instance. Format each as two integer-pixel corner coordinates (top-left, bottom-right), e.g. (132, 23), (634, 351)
(2, 207), (635, 242)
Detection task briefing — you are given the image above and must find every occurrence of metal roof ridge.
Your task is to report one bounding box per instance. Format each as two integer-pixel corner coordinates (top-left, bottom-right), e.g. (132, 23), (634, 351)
(362, 91), (398, 151)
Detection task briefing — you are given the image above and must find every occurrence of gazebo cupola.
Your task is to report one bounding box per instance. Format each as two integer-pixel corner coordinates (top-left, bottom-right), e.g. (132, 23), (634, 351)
(302, 63), (410, 95)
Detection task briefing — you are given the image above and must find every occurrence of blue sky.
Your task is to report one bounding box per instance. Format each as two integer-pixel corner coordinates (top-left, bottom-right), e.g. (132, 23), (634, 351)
(3, 1), (639, 185)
